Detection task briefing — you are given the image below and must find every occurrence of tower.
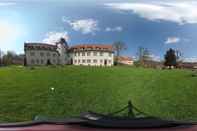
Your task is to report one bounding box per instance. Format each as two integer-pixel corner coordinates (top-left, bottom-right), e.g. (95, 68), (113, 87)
(56, 38), (69, 65)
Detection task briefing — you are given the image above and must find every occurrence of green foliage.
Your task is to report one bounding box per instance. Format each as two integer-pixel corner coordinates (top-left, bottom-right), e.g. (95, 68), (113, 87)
(164, 48), (177, 67)
(134, 61), (141, 67)
(0, 66), (197, 122)
(2, 51), (15, 65)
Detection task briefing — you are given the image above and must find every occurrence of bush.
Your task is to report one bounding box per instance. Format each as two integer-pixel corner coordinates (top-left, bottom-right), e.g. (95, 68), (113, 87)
(29, 67), (35, 70)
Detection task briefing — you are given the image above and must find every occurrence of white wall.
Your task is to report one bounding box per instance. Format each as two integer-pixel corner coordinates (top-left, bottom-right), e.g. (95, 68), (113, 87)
(118, 60), (134, 65)
(25, 45), (114, 66)
(57, 44), (69, 65)
(72, 51), (114, 66)
(25, 50), (59, 66)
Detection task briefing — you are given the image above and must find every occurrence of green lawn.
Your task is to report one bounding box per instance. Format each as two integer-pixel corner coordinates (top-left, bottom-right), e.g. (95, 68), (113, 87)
(0, 66), (197, 122)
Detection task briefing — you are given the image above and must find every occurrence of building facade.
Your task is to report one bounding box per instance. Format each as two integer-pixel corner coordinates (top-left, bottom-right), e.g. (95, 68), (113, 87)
(116, 56), (134, 65)
(70, 45), (114, 66)
(24, 41), (114, 66)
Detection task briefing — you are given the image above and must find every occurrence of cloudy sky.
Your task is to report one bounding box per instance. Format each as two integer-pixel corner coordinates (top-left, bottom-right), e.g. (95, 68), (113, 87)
(1, 0), (197, 61)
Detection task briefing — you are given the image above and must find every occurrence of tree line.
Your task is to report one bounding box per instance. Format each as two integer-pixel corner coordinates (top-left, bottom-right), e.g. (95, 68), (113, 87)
(112, 41), (182, 68)
(0, 40), (182, 68)
(0, 50), (24, 66)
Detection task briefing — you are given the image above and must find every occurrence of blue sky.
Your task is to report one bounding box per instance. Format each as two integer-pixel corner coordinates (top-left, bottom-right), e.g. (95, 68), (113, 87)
(1, 0), (197, 61)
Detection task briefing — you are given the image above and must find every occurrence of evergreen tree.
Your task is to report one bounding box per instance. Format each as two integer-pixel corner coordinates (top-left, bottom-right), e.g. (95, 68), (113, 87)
(164, 48), (177, 68)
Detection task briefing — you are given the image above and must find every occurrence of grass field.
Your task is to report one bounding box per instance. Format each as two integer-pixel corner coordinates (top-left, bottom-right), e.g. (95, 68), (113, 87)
(0, 66), (197, 122)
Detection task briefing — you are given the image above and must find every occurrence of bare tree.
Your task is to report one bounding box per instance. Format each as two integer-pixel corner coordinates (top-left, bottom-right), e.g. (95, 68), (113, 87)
(176, 50), (183, 62)
(113, 41), (127, 64)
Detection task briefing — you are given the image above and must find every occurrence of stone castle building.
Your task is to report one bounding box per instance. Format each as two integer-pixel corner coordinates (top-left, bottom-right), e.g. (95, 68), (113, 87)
(24, 39), (114, 66)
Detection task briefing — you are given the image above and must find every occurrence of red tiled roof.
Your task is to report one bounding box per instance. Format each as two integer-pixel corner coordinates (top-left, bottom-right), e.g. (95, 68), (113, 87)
(116, 56), (133, 61)
(24, 43), (114, 52)
(24, 43), (57, 51)
(70, 44), (113, 52)
(24, 43), (56, 48)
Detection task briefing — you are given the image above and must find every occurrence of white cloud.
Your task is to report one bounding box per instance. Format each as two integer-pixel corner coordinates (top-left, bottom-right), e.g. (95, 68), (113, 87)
(150, 54), (161, 61)
(43, 31), (69, 44)
(105, 1), (197, 25)
(64, 18), (99, 35)
(105, 26), (123, 32)
(0, 2), (16, 6)
(165, 37), (180, 44)
(183, 57), (197, 62)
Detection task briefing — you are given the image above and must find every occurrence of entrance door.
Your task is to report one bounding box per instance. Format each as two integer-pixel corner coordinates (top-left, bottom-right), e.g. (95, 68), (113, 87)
(104, 59), (107, 66)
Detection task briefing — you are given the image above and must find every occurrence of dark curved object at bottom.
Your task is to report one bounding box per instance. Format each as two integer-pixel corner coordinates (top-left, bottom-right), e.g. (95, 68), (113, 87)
(0, 112), (196, 131)
(80, 112), (194, 128)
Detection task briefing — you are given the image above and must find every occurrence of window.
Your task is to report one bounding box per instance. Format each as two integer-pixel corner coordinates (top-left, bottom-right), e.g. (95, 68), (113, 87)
(74, 60), (77, 63)
(58, 59), (61, 64)
(100, 60), (103, 63)
(75, 52), (77, 56)
(100, 52), (103, 56)
(53, 53), (56, 57)
(36, 59), (39, 64)
(109, 53), (112, 57)
(82, 52), (85, 56)
(47, 52), (51, 57)
(41, 59), (44, 64)
(108, 60), (111, 64)
(87, 59), (91, 63)
(40, 52), (44, 57)
(93, 52), (97, 56)
(93, 59), (97, 63)
(78, 59), (81, 63)
(87, 52), (91, 56)
(31, 59), (35, 64)
(78, 52), (80, 56)
(82, 59), (86, 63)
(30, 52), (35, 56)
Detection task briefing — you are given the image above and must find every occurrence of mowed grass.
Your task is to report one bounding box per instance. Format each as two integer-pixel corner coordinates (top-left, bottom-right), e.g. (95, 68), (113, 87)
(0, 66), (197, 122)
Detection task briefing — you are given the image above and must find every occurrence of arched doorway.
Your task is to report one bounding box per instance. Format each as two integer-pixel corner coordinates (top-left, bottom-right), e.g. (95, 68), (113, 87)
(70, 58), (73, 65)
(104, 59), (107, 66)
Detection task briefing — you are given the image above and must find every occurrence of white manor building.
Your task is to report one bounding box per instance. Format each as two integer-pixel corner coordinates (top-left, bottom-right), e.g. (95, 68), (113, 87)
(24, 39), (114, 66)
